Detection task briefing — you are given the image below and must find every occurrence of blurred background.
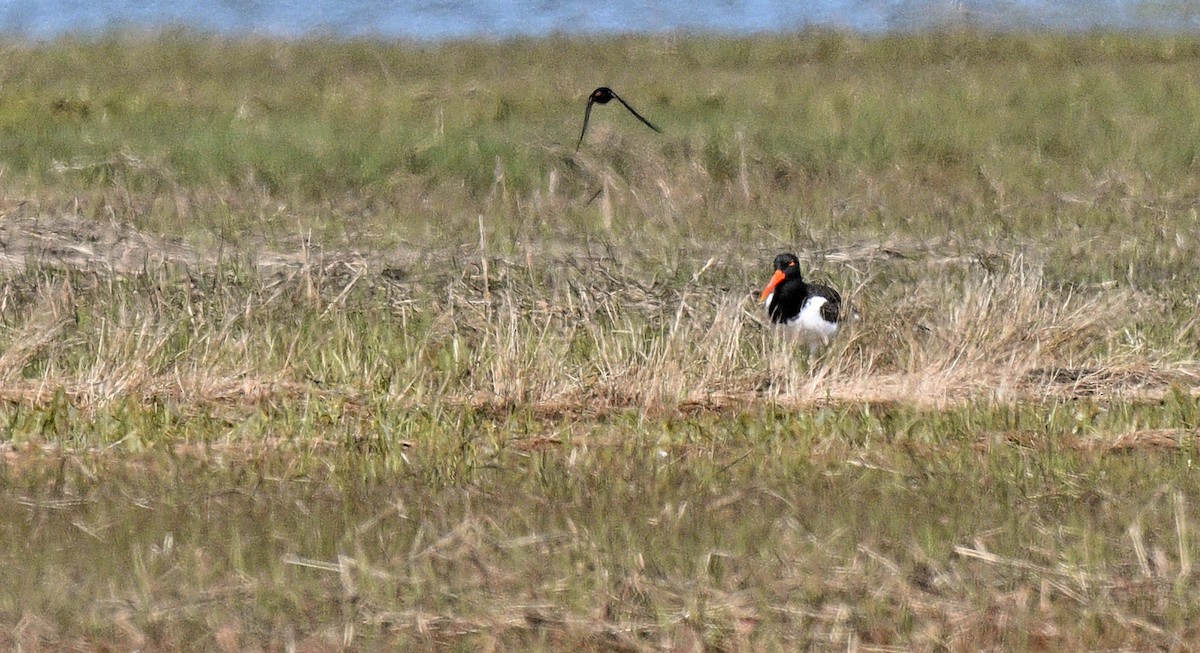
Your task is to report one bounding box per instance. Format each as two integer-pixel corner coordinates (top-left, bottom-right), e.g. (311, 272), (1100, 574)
(2, 0), (1199, 39)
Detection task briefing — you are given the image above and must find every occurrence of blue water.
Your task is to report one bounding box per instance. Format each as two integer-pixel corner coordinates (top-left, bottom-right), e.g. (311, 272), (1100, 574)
(0, 0), (1197, 40)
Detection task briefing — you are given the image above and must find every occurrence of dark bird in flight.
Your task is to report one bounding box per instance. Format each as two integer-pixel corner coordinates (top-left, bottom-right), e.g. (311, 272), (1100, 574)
(576, 86), (661, 151)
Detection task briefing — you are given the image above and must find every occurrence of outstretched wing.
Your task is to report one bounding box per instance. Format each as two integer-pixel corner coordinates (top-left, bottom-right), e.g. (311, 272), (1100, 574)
(611, 91), (661, 134)
(576, 97), (597, 151)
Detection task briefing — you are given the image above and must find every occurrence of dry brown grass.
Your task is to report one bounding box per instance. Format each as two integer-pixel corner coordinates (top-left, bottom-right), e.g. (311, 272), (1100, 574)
(3, 33), (1200, 652)
(0, 214), (1194, 420)
(4, 477), (1197, 652)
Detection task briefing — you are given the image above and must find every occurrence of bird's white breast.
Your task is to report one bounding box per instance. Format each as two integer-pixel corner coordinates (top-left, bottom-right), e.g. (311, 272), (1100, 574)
(783, 296), (839, 345)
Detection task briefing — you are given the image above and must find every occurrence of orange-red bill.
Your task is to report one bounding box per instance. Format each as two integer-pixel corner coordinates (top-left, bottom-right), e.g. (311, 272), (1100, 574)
(759, 269), (786, 302)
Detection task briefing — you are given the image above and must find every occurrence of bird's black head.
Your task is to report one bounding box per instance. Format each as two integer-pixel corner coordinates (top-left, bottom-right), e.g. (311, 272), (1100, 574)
(590, 87), (615, 103)
(760, 252), (803, 302)
(772, 252), (801, 276)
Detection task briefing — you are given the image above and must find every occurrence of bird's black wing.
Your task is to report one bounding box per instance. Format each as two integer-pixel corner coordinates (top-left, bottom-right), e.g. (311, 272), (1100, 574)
(576, 97), (597, 151)
(810, 284), (844, 323)
(611, 91), (661, 134)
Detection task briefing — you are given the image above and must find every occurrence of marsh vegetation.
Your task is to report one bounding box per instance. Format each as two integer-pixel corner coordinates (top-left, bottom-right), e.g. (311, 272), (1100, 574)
(0, 30), (1199, 651)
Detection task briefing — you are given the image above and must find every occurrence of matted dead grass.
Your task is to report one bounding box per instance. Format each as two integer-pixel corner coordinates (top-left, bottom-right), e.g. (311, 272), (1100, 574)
(0, 214), (1196, 419)
(1, 214), (1196, 650)
(6, 32), (1200, 653)
(4, 478), (1196, 653)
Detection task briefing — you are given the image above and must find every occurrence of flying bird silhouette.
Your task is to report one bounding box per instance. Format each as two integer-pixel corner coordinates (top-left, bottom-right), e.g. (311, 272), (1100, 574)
(576, 86), (661, 151)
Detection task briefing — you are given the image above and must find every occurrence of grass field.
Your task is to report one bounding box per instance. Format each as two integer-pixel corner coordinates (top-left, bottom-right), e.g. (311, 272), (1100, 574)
(1, 30), (1199, 651)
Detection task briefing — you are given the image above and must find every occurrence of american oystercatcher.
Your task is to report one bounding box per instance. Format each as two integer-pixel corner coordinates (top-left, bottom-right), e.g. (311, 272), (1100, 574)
(576, 87), (661, 151)
(759, 253), (851, 353)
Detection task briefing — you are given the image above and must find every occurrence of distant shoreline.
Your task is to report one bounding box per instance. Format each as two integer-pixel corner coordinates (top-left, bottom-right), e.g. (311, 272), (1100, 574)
(2, 0), (1200, 41)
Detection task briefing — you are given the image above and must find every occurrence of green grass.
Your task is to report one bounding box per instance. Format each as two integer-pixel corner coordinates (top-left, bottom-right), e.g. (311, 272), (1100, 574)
(0, 30), (1199, 650)
(1, 31), (1199, 262)
(3, 400), (1200, 650)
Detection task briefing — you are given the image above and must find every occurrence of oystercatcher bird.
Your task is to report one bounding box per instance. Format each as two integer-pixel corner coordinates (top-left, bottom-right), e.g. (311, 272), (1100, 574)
(759, 253), (850, 354)
(576, 86), (661, 151)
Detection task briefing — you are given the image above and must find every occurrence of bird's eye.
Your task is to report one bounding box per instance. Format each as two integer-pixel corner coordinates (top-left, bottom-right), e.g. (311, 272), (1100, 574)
(788, 261), (796, 267)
